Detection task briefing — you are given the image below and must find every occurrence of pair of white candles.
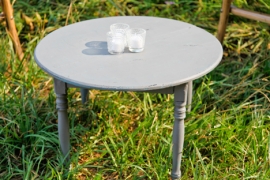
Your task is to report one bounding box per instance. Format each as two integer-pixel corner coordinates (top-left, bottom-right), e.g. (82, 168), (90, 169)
(111, 34), (143, 52)
(108, 23), (146, 54)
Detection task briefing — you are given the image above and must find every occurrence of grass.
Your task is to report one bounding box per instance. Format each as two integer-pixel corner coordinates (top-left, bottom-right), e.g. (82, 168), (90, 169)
(1, 0), (270, 179)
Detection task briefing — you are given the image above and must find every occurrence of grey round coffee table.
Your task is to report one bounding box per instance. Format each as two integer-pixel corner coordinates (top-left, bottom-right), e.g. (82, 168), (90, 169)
(34, 16), (223, 179)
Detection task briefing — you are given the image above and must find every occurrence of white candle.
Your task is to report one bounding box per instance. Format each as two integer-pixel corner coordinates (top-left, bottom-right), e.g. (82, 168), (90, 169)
(115, 32), (123, 36)
(129, 35), (143, 49)
(114, 32), (127, 47)
(111, 38), (124, 53)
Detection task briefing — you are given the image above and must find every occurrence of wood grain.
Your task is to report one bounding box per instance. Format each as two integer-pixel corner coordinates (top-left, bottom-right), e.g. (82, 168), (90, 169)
(2, 0), (24, 60)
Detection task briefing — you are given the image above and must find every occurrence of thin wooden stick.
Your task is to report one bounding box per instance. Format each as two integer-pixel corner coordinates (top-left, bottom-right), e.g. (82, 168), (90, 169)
(2, 0), (24, 60)
(216, 0), (233, 43)
(231, 5), (270, 24)
(65, 1), (73, 26)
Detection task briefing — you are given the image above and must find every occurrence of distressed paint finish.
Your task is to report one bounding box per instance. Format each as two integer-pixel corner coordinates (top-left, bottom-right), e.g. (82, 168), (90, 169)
(34, 16), (223, 91)
(34, 16), (223, 179)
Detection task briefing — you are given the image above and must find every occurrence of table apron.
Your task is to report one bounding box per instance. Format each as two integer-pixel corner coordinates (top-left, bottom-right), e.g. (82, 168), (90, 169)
(67, 83), (174, 94)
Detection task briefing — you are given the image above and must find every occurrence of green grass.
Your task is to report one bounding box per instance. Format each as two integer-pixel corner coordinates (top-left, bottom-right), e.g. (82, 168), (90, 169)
(1, 0), (270, 179)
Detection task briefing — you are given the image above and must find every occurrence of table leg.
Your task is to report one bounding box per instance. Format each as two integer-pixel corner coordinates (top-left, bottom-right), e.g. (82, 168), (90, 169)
(54, 78), (70, 161)
(80, 88), (89, 104)
(171, 83), (188, 179)
(187, 81), (193, 112)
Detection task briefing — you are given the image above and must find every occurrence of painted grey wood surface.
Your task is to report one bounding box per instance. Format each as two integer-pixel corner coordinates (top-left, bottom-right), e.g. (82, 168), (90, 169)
(187, 81), (193, 112)
(34, 16), (223, 91)
(172, 84), (188, 179)
(53, 78), (70, 161)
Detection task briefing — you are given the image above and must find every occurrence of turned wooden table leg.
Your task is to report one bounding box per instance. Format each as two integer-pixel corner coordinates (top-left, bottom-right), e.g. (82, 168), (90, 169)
(187, 81), (193, 112)
(54, 78), (70, 161)
(80, 88), (89, 104)
(171, 83), (188, 179)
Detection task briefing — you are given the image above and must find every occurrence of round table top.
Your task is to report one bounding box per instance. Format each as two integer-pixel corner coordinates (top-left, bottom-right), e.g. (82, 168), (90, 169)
(34, 16), (223, 91)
